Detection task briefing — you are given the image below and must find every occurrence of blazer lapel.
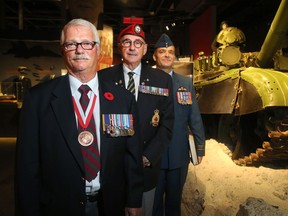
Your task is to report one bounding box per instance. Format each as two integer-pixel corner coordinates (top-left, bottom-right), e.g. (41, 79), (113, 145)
(138, 65), (152, 102)
(139, 65), (152, 86)
(97, 82), (109, 171)
(172, 72), (180, 92)
(111, 64), (125, 88)
(50, 75), (85, 172)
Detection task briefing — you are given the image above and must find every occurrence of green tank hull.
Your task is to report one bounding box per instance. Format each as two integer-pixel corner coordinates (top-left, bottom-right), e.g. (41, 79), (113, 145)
(193, 0), (288, 165)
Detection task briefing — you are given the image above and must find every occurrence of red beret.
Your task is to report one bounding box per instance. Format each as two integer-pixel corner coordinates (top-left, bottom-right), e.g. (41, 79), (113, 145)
(117, 24), (145, 42)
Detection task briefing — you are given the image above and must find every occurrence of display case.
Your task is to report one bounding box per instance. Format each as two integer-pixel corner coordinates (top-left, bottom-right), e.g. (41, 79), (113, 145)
(0, 82), (23, 137)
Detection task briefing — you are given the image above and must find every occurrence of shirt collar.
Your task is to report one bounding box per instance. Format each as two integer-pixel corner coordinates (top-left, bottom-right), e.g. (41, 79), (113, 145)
(69, 73), (98, 96)
(123, 63), (142, 76)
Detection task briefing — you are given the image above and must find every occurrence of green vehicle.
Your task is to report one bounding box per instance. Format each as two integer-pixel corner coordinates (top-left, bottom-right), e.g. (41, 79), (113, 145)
(193, 0), (288, 165)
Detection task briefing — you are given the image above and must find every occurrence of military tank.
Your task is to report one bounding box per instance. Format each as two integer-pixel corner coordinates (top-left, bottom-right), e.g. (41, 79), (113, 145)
(193, 0), (288, 166)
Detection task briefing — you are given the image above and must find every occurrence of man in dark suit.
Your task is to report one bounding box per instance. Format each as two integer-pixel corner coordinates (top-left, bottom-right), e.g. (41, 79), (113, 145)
(98, 24), (174, 216)
(152, 34), (206, 216)
(15, 19), (143, 216)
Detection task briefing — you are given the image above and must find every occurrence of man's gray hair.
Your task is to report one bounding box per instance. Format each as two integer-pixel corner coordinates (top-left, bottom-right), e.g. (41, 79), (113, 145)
(60, 18), (100, 45)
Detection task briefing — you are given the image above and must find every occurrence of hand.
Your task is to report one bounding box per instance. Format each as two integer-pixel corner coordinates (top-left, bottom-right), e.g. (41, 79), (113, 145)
(197, 156), (203, 164)
(142, 156), (151, 167)
(125, 207), (141, 216)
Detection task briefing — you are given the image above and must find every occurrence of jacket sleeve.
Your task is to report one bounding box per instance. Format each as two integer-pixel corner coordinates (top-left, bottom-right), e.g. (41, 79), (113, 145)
(15, 91), (41, 215)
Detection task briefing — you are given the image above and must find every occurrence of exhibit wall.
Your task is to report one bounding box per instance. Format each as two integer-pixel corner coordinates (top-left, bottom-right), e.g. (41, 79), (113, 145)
(0, 24), (113, 87)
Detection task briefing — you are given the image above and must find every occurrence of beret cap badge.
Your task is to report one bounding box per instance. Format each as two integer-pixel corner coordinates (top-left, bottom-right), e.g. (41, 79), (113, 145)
(134, 25), (141, 34)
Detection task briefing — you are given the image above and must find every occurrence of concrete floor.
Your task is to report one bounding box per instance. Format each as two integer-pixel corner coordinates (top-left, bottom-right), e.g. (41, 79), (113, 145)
(0, 138), (16, 216)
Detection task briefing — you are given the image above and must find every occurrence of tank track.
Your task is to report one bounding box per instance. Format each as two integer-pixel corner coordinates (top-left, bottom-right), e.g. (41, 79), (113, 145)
(234, 141), (288, 166)
(234, 129), (288, 166)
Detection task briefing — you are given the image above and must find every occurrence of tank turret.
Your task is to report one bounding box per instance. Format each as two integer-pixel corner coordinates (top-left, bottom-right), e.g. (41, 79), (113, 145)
(193, 0), (288, 166)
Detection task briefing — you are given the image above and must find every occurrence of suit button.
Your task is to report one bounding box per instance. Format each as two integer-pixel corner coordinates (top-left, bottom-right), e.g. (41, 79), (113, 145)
(81, 177), (85, 181)
(80, 202), (84, 206)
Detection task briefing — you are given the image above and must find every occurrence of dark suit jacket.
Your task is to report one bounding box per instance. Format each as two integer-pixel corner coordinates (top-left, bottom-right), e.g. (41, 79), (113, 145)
(161, 72), (205, 169)
(15, 74), (143, 216)
(98, 64), (174, 191)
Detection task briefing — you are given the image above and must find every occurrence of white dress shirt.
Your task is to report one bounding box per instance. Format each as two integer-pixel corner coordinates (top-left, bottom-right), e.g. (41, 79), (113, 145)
(69, 73), (101, 194)
(123, 64), (142, 101)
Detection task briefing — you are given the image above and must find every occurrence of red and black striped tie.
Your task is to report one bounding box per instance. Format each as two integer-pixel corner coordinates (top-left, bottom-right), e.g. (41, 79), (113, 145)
(78, 84), (100, 182)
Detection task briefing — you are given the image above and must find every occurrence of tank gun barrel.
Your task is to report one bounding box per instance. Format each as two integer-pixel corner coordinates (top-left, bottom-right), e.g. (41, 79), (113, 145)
(257, 0), (288, 68)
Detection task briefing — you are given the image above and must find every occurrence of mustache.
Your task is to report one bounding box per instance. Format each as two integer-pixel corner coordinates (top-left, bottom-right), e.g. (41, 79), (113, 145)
(70, 54), (90, 60)
(127, 52), (137, 55)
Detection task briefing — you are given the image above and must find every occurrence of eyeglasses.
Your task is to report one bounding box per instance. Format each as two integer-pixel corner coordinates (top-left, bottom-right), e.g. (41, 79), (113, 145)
(63, 41), (98, 51)
(120, 39), (145, 48)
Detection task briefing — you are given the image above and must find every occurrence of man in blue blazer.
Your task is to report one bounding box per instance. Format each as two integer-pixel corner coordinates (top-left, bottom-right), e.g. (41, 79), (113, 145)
(98, 24), (174, 216)
(15, 19), (143, 216)
(152, 34), (206, 216)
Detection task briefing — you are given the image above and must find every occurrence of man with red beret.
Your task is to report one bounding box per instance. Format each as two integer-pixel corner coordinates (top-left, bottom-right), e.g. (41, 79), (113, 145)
(99, 24), (174, 216)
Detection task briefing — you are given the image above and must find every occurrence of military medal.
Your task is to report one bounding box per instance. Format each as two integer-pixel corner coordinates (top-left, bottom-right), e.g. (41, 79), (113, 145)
(102, 114), (134, 137)
(115, 127), (121, 136)
(139, 85), (169, 96)
(78, 131), (94, 146)
(176, 90), (192, 105)
(128, 128), (135, 136)
(72, 95), (97, 146)
(109, 126), (119, 137)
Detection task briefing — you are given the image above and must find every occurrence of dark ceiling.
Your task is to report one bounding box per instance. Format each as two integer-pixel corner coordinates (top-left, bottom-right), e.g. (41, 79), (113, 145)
(0, 0), (282, 52)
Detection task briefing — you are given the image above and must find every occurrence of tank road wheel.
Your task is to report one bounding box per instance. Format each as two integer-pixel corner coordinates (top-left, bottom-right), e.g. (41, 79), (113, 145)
(218, 114), (262, 160)
(217, 114), (242, 158)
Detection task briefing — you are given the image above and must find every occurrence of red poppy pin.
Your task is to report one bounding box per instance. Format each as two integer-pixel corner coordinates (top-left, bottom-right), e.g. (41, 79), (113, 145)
(104, 92), (114, 101)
